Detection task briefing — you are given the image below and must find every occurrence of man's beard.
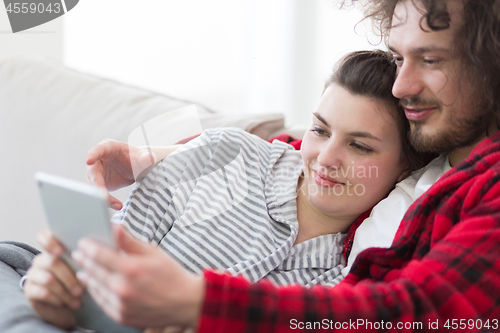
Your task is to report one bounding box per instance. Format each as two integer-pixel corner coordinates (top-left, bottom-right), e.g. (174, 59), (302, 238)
(401, 96), (491, 154)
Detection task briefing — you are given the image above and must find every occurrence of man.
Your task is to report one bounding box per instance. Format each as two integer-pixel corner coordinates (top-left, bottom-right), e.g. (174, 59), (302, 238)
(24, 0), (500, 331)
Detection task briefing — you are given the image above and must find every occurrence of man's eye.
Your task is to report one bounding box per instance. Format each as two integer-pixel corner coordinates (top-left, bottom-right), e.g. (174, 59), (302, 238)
(392, 56), (403, 66)
(311, 127), (329, 136)
(350, 142), (373, 153)
(423, 58), (441, 67)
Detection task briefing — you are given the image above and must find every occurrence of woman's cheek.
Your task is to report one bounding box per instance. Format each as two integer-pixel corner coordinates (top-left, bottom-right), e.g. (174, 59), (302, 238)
(350, 159), (378, 182)
(364, 159), (403, 199)
(350, 160), (386, 197)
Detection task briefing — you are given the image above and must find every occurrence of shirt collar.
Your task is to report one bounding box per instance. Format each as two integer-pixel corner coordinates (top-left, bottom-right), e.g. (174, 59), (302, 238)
(263, 141), (303, 225)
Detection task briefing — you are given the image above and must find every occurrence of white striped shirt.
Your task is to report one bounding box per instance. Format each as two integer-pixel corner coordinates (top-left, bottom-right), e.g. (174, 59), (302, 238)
(112, 128), (345, 287)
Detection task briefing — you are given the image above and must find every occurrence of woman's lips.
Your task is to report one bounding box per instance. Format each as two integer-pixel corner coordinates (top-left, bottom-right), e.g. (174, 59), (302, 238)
(404, 107), (437, 121)
(313, 171), (345, 188)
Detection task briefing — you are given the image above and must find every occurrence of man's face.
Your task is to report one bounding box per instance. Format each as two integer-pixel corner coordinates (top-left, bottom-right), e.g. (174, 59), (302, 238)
(389, 0), (489, 153)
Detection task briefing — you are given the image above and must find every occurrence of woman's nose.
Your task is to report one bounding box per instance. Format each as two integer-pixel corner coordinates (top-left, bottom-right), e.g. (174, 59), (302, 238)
(316, 141), (343, 170)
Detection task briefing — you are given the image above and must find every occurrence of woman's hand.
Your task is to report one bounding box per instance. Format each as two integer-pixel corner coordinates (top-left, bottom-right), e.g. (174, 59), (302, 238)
(72, 225), (205, 329)
(23, 231), (84, 329)
(86, 139), (180, 210)
(86, 139), (157, 210)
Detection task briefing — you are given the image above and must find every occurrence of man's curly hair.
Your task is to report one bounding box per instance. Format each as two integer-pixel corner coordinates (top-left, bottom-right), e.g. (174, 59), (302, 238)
(342, 0), (500, 127)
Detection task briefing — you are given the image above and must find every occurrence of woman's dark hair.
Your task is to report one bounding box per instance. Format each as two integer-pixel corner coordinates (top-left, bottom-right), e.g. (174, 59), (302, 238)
(341, 0), (500, 130)
(326, 50), (436, 174)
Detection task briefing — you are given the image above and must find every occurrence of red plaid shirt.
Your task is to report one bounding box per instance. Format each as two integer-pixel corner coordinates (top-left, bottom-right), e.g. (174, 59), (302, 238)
(197, 130), (500, 332)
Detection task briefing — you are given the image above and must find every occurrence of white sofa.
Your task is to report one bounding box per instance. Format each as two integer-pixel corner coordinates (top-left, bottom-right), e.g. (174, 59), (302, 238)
(0, 56), (303, 247)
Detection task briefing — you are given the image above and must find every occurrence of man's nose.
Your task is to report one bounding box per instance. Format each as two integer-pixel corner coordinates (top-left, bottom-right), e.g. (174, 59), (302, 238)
(392, 64), (424, 99)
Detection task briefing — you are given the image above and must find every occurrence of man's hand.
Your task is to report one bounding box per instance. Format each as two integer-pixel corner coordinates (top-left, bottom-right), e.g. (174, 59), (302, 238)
(86, 139), (157, 210)
(24, 231), (84, 329)
(72, 225), (205, 329)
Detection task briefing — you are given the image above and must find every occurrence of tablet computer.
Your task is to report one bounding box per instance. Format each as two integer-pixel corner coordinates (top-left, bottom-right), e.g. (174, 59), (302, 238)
(35, 172), (140, 333)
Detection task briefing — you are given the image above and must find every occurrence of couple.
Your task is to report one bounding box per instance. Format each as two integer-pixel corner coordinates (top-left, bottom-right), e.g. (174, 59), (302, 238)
(24, 0), (500, 331)
(27, 49), (428, 329)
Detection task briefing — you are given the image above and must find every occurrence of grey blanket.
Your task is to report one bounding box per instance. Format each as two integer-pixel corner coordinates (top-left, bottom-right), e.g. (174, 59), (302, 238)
(0, 241), (40, 274)
(0, 241), (77, 333)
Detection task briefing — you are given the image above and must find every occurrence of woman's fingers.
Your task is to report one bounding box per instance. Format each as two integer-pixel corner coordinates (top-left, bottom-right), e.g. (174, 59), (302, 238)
(35, 232), (84, 296)
(29, 299), (77, 329)
(40, 256), (83, 298)
(37, 230), (64, 257)
(25, 279), (66, 307)
(86, 139), (136, 194)
(24, 233), (82, 329)
(86, 160), (124, 209)
(109, 194), (123, 210)
(26, 266), (81, 309)
(86, 139), (119, 165)
(86, 159), (106, 188)
(28, 253), (83, 304)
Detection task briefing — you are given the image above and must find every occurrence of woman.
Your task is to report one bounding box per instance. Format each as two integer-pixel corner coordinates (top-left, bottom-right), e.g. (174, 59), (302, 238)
(25, 50), (431, 329)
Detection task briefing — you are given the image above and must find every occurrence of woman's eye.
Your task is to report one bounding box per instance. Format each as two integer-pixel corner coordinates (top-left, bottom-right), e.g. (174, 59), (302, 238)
(311, 127), (329, 137)
(350, 142), (373, 153)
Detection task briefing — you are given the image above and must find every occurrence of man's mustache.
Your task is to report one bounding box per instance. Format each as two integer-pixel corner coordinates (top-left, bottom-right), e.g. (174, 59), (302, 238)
(399, 96), (442, 109)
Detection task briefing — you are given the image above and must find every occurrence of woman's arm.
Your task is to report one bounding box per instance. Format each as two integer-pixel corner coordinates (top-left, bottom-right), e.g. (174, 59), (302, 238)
(85, 133), (300, 211)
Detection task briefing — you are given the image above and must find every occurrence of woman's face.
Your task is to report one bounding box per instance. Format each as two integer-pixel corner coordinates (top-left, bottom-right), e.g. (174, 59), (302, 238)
(300, 83), (407, 222)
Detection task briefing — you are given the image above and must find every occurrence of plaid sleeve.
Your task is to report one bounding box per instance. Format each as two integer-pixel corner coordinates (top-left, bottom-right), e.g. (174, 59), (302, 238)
(199, 270), (432, 332)
(268, 134), (302, 150)
(199, 214), (500, 333)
